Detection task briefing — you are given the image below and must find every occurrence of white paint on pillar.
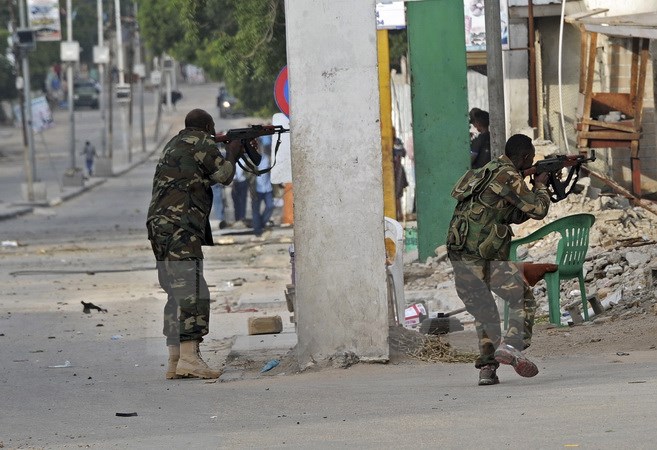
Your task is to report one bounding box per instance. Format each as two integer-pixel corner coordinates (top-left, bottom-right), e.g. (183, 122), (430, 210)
(284, 0), (388, 367)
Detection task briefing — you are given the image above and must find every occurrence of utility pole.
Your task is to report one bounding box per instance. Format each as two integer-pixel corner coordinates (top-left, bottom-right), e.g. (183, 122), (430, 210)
(17, 0), (37, 201)
(65, 0), (76, 173)
(114, 0), (131, 163)
(485, 0), (506, 157)
(97, 0), (107, 156)
(133, 2), (146, 153)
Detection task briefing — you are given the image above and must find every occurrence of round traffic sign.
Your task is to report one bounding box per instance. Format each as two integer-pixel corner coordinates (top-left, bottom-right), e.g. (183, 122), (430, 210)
(274, 66), (289, 117)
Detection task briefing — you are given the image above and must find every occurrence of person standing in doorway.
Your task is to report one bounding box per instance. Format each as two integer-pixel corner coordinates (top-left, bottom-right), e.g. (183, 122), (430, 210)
(470, 109), (491, 169)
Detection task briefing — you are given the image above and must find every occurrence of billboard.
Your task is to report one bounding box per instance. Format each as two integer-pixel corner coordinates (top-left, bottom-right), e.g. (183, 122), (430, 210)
(14, 96), (55, 133)
(465, 0), (509, 52)
(27, 0), (62, 42)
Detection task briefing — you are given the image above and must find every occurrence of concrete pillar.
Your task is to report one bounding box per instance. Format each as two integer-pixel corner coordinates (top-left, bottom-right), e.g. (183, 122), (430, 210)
(407, 0), (470, 260)
(285, 0), (388, 368)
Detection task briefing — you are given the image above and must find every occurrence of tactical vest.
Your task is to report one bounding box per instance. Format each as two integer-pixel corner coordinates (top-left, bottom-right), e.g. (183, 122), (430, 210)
(446, 159), (513, 260)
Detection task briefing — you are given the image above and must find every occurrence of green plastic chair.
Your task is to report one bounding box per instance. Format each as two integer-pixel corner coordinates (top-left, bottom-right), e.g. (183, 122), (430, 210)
(505, 213), (596, 327)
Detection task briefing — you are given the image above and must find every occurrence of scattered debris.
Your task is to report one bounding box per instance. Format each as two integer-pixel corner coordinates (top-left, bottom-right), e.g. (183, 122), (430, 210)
(260, 359), (280, 373)
(389, 326), (476, 363)
(419, 307), (466, 335)
(329, 351), (359, 369)
(81, 301), (107, 314)
(48, 360), (72, 368)
(248, 316), (283, 335)
(406, 179), (657, 331)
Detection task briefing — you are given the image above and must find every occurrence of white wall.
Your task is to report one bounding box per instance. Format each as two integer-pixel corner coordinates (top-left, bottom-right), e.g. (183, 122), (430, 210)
(285, 0), (389, 368)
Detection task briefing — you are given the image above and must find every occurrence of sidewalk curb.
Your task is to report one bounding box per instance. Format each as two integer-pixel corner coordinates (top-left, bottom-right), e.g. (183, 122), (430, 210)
(0, 123), (172, 222)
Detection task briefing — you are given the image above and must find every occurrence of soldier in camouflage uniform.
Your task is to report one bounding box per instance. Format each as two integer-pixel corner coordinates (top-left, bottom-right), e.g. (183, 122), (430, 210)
(147, 108), (243, 379)
(446, 134), (551, 386)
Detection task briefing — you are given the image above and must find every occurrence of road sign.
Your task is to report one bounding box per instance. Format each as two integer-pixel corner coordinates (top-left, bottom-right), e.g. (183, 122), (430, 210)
(116, 84), (131, 103)
(274, 66), (289, 117)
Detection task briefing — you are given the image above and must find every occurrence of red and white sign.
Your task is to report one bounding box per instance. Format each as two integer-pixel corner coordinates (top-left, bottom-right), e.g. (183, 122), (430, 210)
(274, 66), (289, 117)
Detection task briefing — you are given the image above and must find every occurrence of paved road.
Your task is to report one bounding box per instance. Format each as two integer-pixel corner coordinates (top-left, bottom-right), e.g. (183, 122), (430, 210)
(1, 84), (657, 449)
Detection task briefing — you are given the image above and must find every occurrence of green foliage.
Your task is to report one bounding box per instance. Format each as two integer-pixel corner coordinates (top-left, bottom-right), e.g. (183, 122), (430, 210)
(388, 29), (408, 72)
(0, 57), (18, 101)
(138, 0), (188, 57)
(136, 0), (407, 117)
(139, 0), (287, 117)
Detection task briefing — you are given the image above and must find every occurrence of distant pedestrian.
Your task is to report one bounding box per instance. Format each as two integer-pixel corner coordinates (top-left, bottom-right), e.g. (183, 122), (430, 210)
(393, 136), (408, 221)
(81, 141), (97, 176)
(231, 163), (248, 227)
(212, 184), (228, 229)
(251, 138), (274, 240)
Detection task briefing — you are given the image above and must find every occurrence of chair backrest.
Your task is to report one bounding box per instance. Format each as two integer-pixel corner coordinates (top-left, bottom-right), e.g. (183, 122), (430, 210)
(509, 213), (596, 275)
(554, 214), (596, 277)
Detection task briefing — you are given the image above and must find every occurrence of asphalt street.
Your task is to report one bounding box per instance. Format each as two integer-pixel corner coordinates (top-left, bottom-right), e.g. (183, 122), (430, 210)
(0, 83), (656, 449)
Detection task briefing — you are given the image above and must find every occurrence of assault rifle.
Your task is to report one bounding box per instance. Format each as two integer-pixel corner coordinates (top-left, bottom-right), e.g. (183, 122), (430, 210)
(522, 150), (596, 202)
(213, 125), (290, 175)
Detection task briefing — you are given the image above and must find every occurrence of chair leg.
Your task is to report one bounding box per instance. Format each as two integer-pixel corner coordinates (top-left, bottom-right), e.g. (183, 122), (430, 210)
(579, 274), (589, 321)
(544, 272), (562, 325)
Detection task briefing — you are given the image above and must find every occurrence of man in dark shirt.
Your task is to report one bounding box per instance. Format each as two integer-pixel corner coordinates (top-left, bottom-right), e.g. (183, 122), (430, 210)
(470, 109), (491, 169)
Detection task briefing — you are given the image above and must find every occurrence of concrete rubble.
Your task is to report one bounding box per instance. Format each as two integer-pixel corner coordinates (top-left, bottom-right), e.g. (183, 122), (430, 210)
(403, 176), (657, 328)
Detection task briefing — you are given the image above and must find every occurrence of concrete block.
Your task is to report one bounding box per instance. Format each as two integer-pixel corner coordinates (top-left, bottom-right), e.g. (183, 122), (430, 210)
(248, 316), (283, 335)
(62, 169), (84, 187)
(588, 296), (605, 316)
(565, 304), (584, 324)
(21, 181), (47, 203)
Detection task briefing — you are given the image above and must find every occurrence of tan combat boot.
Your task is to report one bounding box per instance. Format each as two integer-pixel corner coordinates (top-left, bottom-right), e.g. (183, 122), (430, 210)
(166, 345), (182, 379)
(175, 340), (221, 379)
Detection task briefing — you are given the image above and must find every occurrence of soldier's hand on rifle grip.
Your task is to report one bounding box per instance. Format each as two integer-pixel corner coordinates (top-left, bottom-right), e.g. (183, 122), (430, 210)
(224, 140), (244, 164)
(534, 171), (550, 188)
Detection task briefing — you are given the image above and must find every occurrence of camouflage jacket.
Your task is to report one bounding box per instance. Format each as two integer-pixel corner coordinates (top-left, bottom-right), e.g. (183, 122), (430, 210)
(147, 127), (235, 246)
(446, 155), (550, 260)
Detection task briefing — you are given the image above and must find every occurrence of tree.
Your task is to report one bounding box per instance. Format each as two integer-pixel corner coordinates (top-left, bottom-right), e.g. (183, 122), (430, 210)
(0, 29), (18, 102)
(138, 0), (287, 117)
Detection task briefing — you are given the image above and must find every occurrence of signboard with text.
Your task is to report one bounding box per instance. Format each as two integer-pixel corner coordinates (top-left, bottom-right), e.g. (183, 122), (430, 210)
(464, 0), (509, 52)
(376, 1), (406, 30)
(13, 96), (55, 133)
(27, 0), (62, 42)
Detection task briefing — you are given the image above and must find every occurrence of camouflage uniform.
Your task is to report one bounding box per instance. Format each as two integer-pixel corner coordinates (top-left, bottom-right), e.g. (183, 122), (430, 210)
(147, 128), (235, 346)
(446, 155), (550, 368)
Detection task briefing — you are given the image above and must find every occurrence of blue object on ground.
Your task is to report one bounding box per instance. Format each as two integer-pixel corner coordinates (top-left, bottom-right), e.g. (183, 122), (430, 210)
(260, 359), (280, 373)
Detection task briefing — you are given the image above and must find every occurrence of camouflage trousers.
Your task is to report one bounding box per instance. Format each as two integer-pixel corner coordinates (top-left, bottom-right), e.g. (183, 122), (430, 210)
(448, 250), (536, 368)
(147, 218), (210, 346)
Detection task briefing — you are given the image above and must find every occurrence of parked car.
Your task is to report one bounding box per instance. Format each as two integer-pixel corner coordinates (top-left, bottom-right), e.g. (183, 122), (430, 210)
(73, 80), (100, 109)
